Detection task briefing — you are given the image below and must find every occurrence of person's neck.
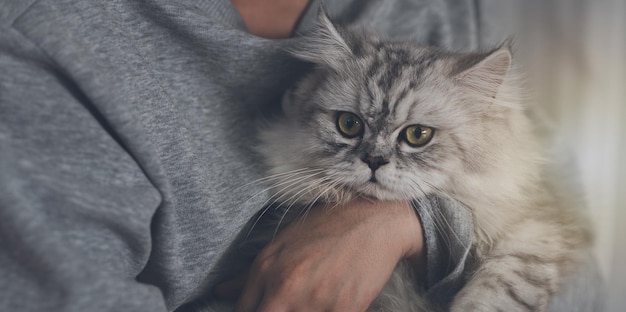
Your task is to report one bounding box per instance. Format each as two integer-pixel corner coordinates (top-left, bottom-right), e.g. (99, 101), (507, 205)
(231, 0), (310, 38)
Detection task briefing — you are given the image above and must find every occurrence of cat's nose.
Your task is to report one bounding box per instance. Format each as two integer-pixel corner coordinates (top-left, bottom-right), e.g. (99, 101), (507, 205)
(361, 154), (389, 171)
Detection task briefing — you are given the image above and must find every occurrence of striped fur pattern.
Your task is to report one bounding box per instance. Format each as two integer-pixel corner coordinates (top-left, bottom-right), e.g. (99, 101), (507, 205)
(254, 12), (591, 312)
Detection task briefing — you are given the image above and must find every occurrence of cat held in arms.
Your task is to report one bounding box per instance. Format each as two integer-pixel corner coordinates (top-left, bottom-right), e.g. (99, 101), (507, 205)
(248, 11), (591, 312)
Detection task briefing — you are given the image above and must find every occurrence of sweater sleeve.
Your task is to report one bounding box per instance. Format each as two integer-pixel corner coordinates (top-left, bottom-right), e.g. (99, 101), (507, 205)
(413, 196), (474, 308)
(0, 26), (166, 312)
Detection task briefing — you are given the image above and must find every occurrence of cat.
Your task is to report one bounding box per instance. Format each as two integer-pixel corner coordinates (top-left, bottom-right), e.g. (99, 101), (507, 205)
(249, 11), (592, 312)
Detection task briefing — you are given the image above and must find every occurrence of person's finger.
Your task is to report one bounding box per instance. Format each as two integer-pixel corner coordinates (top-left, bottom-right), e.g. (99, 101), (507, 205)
(213, 268), (251, 300)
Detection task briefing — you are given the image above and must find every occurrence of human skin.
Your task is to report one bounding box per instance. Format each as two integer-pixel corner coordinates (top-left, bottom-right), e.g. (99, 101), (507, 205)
(230, 0), (310, 38)
(216, 1), (427, 311)
(216, 200), (425, 312)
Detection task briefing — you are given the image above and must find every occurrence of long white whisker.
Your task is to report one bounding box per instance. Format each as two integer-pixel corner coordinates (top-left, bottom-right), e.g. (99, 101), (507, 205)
(408, 180), (469, 250)
(263, 171), (329, 211)
(236, 168), (323, 191)
(297, 173), (346, 223)
(244, 170), (326, 238)
(270, 172), (341, 238)
(322, 176), (351, 214)
(405, 181), (454, 249)
(236, 168), (324, 216)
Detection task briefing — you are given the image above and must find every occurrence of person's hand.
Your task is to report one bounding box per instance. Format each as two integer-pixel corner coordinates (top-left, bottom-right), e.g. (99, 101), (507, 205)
(215, 199), (425, 312)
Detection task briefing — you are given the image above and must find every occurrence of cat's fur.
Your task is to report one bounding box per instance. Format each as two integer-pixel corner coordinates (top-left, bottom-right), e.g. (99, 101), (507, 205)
(252, 12), (591, 312)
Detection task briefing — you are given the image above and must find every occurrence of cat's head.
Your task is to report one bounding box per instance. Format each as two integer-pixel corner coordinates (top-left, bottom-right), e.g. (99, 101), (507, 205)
(257, 12), (541, 206)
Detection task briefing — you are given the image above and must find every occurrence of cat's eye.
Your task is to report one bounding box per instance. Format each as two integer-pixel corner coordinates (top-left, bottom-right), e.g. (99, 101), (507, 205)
(336, 112), (364, 138)
(402, 125), (434, 147)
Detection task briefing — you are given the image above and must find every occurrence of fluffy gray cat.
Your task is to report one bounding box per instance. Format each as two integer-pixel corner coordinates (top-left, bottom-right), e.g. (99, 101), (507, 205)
(251, 13), (591, 312)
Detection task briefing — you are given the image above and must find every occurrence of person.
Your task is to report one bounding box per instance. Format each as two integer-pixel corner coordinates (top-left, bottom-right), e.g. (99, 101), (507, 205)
(0, 0), (601, 311)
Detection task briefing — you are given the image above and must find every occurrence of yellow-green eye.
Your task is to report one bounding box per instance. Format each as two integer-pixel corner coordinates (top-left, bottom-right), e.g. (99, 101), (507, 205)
(336, 112), (363, 138)
(402, 125), (434, 147)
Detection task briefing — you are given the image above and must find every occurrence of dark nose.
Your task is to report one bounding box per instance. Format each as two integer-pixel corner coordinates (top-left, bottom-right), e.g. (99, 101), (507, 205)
(361, 154), (389, 171)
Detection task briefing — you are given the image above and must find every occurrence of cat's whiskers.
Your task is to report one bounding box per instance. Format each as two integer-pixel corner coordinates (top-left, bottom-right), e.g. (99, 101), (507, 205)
(405, 179), (428, 198)
(430, 201), (470, 269)
(263, 170), (328, 206)
(430, 196), (470, 251)
(359, 195), (375, 204)
(407, 179), (471, 251)
(303, 176), (351, 215)
(424, 177), (505, 247)
(297, 172), (347, 223)
(236, 167), (324, 191)
(271, 171), (343, 238)
(405, 181), (457, 251)
(419, 180), (446, 197)
(244, 169), (327, 238)
(244, 202), (275, 240)
(238, 168), (324, 214)
(276, 171), (340, 209)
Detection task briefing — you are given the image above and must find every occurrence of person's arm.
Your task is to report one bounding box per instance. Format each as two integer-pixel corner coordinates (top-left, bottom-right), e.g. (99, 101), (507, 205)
(216, 200), (425, 312)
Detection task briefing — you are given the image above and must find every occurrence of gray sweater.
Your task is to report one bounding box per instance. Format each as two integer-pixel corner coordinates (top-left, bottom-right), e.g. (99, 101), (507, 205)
(0, 0), (600, 311)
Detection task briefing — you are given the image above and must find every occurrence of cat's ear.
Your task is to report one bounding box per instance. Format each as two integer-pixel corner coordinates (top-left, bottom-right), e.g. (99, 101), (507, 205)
(453, 42), (512, 99)
(287, 6), (352, 68)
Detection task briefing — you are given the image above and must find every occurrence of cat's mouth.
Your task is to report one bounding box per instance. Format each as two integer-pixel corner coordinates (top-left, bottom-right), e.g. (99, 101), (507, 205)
(368, 174), (378, 183)
(360, 177), (393, 194)
(324, 172), (397, 201)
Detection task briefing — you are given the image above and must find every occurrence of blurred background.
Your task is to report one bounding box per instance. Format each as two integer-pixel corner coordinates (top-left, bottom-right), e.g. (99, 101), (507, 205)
(519, 0), (625, 310)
